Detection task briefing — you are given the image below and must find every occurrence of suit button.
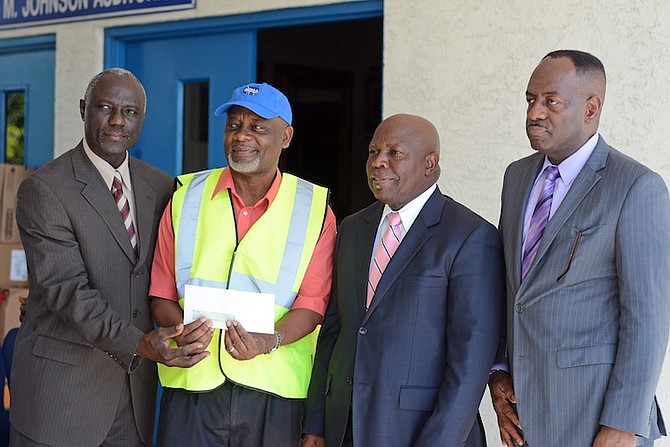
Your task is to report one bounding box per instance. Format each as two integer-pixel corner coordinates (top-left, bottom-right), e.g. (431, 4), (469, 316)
(133, 271), (142, 278)
(358, 327), (368, 335)
(132, 309), (141, 318)
(515, 304), (524, 313)
(346, 376), (353, 386)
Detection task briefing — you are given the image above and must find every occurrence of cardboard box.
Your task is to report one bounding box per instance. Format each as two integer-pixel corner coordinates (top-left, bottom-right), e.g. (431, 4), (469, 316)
(0, 164), (35, 244)
(0, 244), (28, 288)
(0, 287), (27, 342)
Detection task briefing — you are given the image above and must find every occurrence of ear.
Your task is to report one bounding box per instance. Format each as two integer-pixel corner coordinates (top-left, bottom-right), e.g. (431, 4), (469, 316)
(282, 126), (294, 149)
(79, 99), (86, 121)
(425, 151), (439, 175)
(584, 95), (602, 123)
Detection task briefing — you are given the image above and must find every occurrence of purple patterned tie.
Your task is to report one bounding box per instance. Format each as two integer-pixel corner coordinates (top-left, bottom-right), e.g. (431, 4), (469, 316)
(521, 166), (560, 280)
(112, 171), (138, 258)
(367, 212), (404, 309)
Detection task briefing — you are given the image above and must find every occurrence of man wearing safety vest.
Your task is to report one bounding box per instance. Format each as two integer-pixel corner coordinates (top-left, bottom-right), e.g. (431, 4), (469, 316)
(148, 82), (336, 446)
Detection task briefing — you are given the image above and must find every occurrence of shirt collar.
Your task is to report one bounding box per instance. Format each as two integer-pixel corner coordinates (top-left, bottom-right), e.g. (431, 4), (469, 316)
(536, 132), (599, 187)
(211, 166), (282, 207)
(380, 183), (437, 232)
(82, 138), (132, 191)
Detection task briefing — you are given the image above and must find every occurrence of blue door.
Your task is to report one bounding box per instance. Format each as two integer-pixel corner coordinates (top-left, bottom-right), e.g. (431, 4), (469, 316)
(0, 35), (55, 168)
(121, 32), (255, 176)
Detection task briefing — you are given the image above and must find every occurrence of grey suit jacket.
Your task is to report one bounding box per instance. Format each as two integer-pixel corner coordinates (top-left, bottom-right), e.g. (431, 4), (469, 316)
(10, 143), (173, 446)
(497, 137), (670, 446)
(304, 188), (505, 447)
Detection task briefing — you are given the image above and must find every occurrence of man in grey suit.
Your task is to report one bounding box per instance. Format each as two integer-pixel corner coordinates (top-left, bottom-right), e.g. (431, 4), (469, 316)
(302, 114), (505, 446)
(489, 50), (670, 446)
(10, 68), (211, 447)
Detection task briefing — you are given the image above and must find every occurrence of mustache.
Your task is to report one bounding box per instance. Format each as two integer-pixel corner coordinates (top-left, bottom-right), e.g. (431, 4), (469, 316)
(527, 122), (547, 130)
(102, 127), (130, 138)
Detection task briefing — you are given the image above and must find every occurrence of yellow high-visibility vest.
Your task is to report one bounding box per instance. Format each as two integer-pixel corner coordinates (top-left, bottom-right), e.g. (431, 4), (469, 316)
(158, 168), (328, 398)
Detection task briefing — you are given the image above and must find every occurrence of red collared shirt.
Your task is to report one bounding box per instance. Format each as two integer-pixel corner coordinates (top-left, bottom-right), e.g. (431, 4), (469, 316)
(149, 168), (336, 317)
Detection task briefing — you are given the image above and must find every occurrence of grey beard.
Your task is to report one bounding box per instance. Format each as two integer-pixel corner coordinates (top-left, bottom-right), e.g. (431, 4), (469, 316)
(227, 155), (261, 174)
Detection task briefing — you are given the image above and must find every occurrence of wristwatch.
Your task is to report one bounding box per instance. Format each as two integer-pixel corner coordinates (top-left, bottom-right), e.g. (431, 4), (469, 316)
(266, 330), (282, 354)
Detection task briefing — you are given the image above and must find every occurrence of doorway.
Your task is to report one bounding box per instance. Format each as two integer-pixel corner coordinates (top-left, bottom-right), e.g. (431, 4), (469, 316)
(106, 2), (382, 220)
(258, 18), (381, 217)
(0, 35), (55, 168)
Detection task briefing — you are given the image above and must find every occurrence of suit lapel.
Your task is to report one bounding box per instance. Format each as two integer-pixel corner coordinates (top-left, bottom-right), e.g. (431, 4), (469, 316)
(357, 203), (384, 315)
(364, 190), (442, 318)
(129, 158), (159, 264)
(72, 145), (138, 264)
(507, 156), (544, 291)
(522, 139), (609, 285)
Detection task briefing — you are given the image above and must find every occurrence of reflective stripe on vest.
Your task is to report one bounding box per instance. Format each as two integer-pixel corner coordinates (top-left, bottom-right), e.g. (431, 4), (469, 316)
(158, 168), (328, 397)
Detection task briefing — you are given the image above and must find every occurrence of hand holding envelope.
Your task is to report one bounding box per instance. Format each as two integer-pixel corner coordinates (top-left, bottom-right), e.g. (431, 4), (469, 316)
(184, 284), (275, 334)
(184, 284), (277, 360)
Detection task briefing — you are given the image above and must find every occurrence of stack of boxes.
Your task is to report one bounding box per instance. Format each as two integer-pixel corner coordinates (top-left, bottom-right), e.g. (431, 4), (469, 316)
(0, 164), (34, 342)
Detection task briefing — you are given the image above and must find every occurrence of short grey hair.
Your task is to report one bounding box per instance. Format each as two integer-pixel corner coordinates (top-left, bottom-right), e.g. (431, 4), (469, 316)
(84, 67), (147, 113)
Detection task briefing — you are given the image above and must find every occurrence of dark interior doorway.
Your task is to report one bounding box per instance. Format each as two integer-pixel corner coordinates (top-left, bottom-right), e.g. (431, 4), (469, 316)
(257, 17), (382, 220)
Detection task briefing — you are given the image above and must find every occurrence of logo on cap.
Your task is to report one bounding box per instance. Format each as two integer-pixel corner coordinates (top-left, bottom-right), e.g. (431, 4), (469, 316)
(242, 85), (260, 95)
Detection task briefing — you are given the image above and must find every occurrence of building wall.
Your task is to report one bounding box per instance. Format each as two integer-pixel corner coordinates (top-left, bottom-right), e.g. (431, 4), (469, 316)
(383, 1), (670, 445)
(2, 0), (669, 445)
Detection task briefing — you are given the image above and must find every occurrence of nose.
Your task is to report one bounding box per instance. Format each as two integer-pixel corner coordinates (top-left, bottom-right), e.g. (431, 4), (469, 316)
(368, 151), (388, 169)
(527, 100), (547, 122)
(231, 125), (253, 141)
(109, 108), (125, 127)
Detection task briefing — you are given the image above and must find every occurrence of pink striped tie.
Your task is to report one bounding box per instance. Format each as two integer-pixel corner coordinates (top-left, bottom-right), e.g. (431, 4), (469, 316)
(521, 166), (560, 280)
(112, 171), (138, 258)
(367, 212), (404, 309)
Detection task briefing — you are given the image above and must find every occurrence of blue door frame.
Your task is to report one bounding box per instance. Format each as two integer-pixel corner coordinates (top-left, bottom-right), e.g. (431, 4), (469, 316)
(104, 0), (383, 177)
(0, 35), (55, 168)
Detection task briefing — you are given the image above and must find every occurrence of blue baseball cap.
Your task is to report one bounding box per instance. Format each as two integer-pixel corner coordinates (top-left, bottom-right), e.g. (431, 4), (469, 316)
(214, 82), (293, 125)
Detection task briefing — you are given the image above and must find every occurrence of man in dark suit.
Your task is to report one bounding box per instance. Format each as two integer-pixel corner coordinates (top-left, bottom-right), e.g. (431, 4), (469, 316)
(489, 50), (670, 447)
(10, 68), (211, 447)
(302, 114), (505, 446)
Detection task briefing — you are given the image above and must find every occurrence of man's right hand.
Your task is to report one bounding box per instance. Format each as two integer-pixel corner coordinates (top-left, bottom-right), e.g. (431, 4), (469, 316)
(488, 370), (524, 446)
(300, 434), (325, 447)
(135, 320), (212, 367)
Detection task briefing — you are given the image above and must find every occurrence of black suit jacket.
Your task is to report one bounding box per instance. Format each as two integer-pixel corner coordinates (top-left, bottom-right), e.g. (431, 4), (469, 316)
(304, 188), (505, 446)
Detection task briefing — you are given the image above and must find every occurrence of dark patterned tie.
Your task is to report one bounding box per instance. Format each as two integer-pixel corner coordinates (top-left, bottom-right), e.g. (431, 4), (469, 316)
(111, 171), (138, 258)
(521, 166), (560, 280)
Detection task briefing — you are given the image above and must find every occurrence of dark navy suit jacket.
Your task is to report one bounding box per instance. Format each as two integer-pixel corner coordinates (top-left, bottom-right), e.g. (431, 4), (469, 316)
(304, 188), (505, 446)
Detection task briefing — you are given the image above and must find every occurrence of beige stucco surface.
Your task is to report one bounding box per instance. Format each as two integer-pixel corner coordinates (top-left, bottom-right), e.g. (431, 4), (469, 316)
(2, 0), (670, 445)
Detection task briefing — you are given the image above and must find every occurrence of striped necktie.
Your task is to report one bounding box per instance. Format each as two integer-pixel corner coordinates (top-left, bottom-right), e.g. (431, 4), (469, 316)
(111, 171), (138, 258)
(521, 166), (560, 280)
(367, 212), (404, 309)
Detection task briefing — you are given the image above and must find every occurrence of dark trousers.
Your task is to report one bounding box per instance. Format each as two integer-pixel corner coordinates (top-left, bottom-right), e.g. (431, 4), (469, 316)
(157, 380), (304, 447)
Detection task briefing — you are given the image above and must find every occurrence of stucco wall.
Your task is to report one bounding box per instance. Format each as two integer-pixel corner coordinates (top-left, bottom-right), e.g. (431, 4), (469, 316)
(383, 1), (670, 445)
(1, 0), (669, 444)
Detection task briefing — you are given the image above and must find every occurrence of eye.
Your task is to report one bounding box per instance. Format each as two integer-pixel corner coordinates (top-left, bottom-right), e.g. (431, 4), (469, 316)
(526, 97), (535, 104)
(368, 148), (379, 156)
(547, 98), (558, 105)
(252, 124), (266, 132)
(226, 122), (239, 130)
(125, 109), (138, 116)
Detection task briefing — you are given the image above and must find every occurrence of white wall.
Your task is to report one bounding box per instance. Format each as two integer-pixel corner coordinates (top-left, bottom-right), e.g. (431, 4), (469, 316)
(1, 0), (669, 444)
(383, 1), (670, 445)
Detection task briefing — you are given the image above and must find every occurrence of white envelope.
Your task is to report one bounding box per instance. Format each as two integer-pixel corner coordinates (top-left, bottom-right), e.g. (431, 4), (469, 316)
(183, 284), (275, 334)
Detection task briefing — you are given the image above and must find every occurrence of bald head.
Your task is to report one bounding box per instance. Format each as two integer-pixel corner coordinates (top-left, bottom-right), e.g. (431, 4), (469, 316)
(366, 113), (441, 210)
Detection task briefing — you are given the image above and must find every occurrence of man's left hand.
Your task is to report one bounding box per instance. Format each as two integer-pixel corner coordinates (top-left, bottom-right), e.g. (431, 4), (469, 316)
(592, 426), (635, 447)
(224, 320), (275, 360)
